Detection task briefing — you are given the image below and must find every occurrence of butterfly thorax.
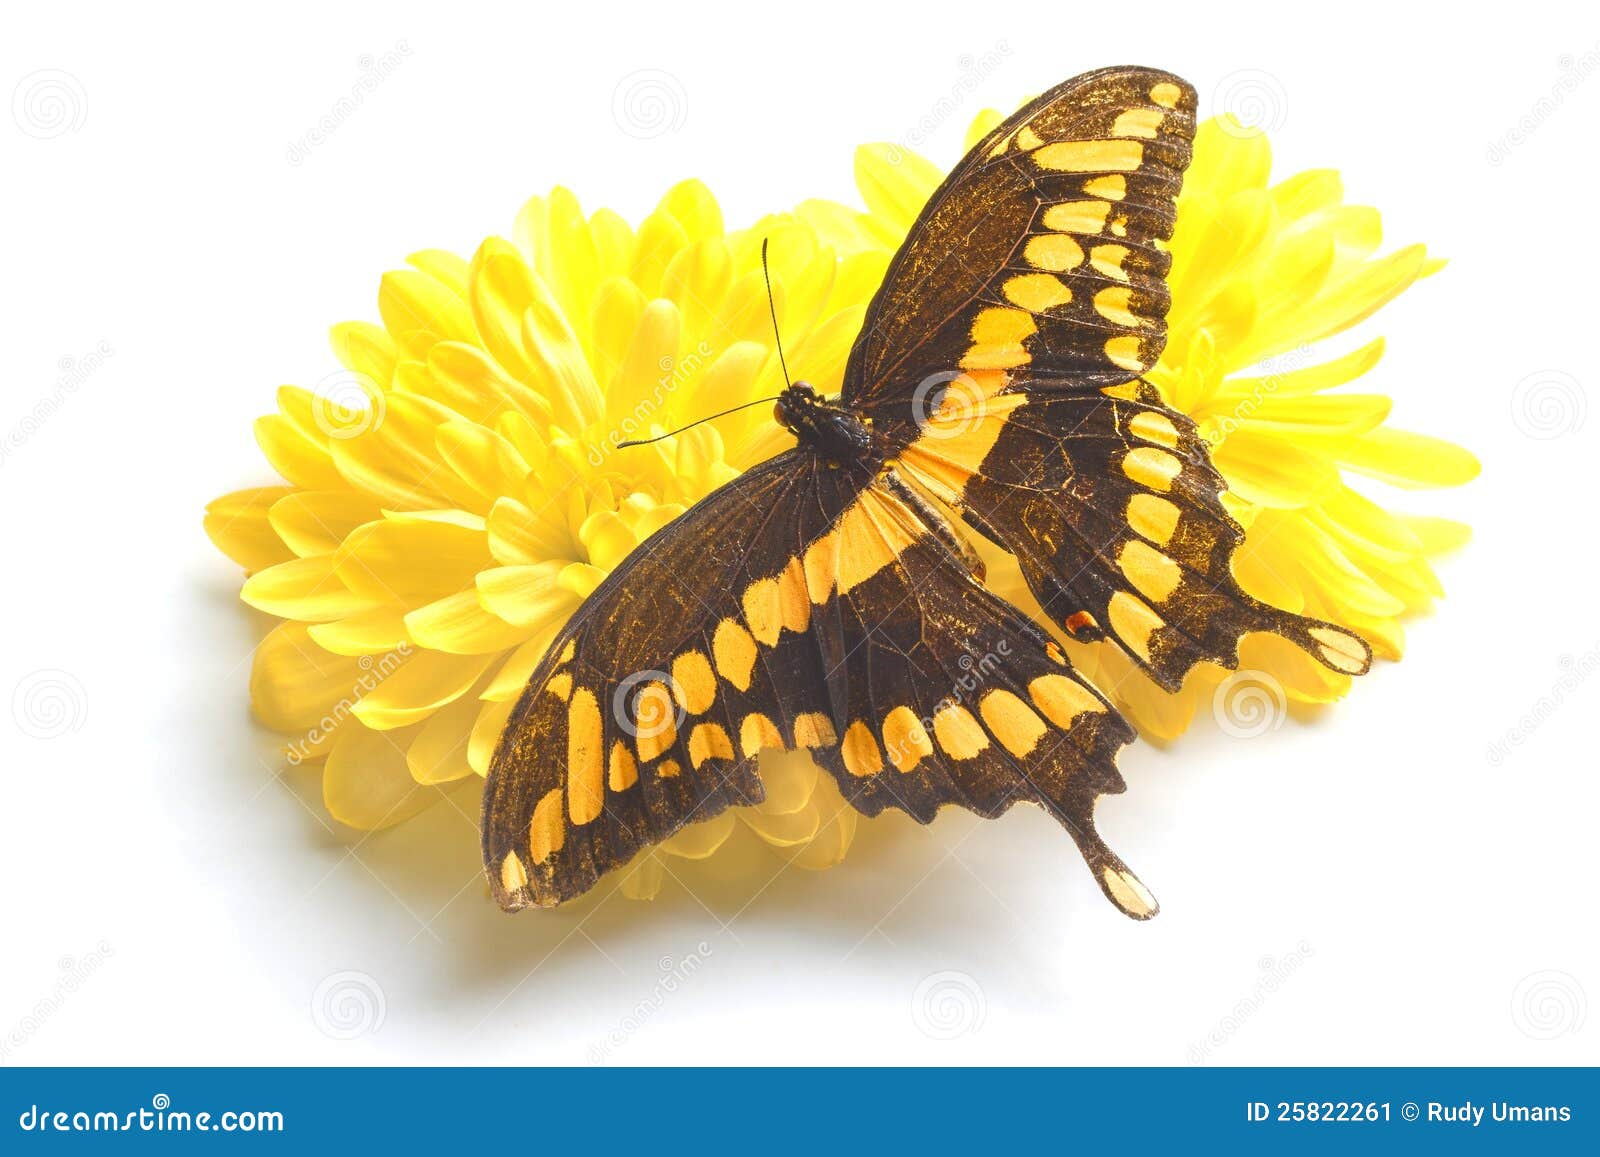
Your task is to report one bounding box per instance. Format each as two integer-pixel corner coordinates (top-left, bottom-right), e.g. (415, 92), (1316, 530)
(774, 382), (879, 468)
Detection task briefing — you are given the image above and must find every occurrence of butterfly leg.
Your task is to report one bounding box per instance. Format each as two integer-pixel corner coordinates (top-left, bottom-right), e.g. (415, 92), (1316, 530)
(879, 469), (987, 582)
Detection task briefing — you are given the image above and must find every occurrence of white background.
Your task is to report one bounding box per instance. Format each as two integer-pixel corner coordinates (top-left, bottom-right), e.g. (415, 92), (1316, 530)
(3, 0), (1597, 1066)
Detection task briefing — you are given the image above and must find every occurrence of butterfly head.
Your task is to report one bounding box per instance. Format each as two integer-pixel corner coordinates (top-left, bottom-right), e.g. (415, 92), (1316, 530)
(775, 382), (878, 467)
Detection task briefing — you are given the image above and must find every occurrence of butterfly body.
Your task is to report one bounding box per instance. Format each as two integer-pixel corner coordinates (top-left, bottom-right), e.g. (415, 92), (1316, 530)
(483, 66), (1373, 919)
(774, 382), (880, 467)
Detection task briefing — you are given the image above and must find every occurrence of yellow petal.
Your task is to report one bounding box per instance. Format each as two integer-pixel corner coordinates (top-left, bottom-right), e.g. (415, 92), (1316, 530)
(475, 562), (577, 628)
(249, 622), (367, 733)
(1212, 429), (1342, 509)
(406, 682), (486, 784)
(468, 698), (515, 775)
(324, 720), (441, 829)
(267, 490), (382, 558)
(241, 554), (382, 622)
(329, 320), (397, 389)
(350, 649), (495, 730)
(1336, 428), (1482, 489)
(405, 589), (532, 655)
(204, 487), (296, 572)
(854, 142), (943, 234)
(657, 811), (737, 859)
(377, 268), (475, 361)
(334, 514), (491, 606)
(307, 608), (411, 657)
(480, 619), (563, 702)
(1401, 514), (1473, 555)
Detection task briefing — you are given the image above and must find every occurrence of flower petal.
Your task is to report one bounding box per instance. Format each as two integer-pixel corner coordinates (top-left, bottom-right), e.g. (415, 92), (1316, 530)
(350, 649), (495, 730)
(205, 487), (297, 572)
(324, 720), (441, 829)
(241, 554), (382, 622)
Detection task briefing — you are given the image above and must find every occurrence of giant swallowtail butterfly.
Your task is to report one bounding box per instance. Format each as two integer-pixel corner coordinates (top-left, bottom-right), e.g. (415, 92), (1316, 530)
(482, 66), (1371, 918)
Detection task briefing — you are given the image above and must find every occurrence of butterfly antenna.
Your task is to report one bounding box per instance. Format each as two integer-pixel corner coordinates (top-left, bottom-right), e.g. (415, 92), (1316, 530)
(615, 395), (783, 449)
(761, 237), (793, 389)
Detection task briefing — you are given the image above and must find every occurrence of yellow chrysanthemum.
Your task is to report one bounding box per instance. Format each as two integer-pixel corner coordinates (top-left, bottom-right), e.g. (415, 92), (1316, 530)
(206, 109), (1475, 901)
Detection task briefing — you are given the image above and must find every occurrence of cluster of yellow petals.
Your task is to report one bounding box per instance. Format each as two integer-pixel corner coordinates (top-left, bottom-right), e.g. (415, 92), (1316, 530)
(206, 110), (1476, 900)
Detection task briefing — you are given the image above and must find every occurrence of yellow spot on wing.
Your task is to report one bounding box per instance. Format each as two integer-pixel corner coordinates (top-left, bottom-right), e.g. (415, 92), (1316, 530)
(802, 532), (840, 604)
(1044, 200), (1112, 234)
(1111, 107), (1163, 138)
(1118, 539), (1183, 603)
(932, 702), (989, 760)
(1083, 174), (1126, 200)
(1034, 139), (1144, 172)
(671, 650), (717, 715)
(1003, 273), (1073, 312)
(1309, 626), (1369, 673)
(566, 687), (605, 825)
(712, 618), (758, 692)
(882, 705), (933, 773)
(608, 740), (638, 792)
(1129, 410), (1180, 447)
(1104, 334), (1145, 372)
(1127, 493), (1180, 545)
(1103, 864), (1158, 918)
(961, 343), (1031, 371)
(971, 307), (1038, 345)
(1108, 590), (1164, 662)
(688, 722), (734, 768)
(792, 712), (837, 748)
(742, 577), (782, 647)
(740, 713), (782, 758)
(657, 758), (682, 779)
(1149, 82), (1182, 109)
(778, 557), (811, 630)
(546, 671), (573, 701)
(1093, 285), (1145, 328)
(1091, 244), (1132, 281)
(530, 787), (565, 863)
(1122, 447), (1182, 492)
(841, 720), (884, 777)
(1015, 125), (1043, 150)
(500, 851), (528, 892)
(559, 639), (576, 664)
(1024, 233), (1085, 272)
(1028, 674), (1101, 729)
(633, 680), (677, 762)
(979, 689), (1048, 757)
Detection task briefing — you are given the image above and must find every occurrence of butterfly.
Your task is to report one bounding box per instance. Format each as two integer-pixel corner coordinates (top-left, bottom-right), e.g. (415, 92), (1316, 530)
(482, 65), (1371, 919)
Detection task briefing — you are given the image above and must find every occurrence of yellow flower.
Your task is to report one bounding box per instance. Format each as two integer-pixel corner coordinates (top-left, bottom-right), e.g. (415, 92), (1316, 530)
(800, 111), (1479, 739)
(206, 108), (1476, 902)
